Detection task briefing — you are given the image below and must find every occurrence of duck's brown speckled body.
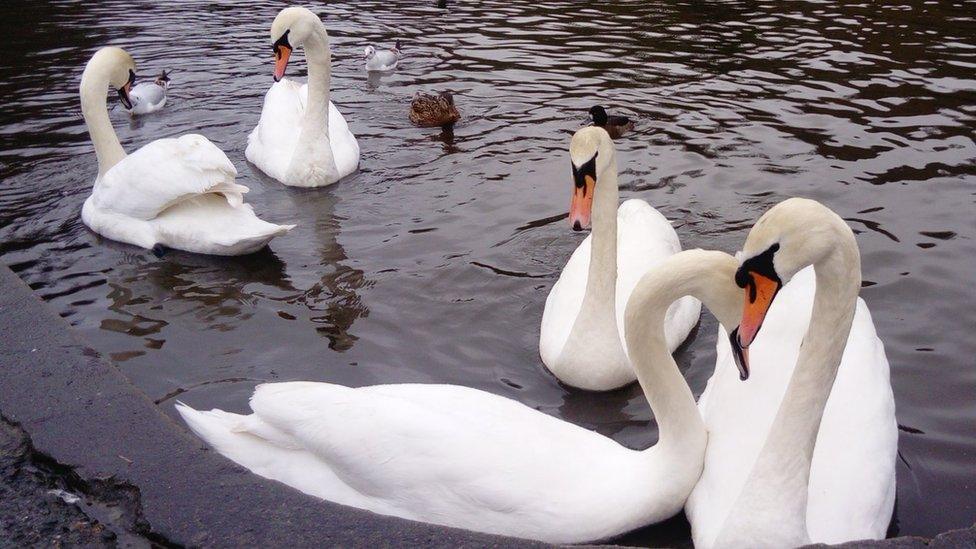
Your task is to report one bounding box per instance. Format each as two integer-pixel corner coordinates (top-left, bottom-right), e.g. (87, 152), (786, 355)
(410, 91), (460, 128)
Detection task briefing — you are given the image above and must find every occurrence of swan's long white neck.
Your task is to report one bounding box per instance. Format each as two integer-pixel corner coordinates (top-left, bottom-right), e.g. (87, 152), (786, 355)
(584, 160), (620, 317)
(300, 22), (332, 136)
(80, 58), (126, 180)
(568, 155), (622, 352)
(714, 223), (860, 548)
(626, 251), (740, 457)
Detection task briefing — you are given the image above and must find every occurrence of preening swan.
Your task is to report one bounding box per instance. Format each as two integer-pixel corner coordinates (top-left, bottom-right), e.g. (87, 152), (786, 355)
(79, 47), (293, 256)
(246, 7), (360, 187)
(126, 70), (169, 115)
(539, 126), (700, 391)
(176, 249), (747, 544)
(688, 198), (897, 548)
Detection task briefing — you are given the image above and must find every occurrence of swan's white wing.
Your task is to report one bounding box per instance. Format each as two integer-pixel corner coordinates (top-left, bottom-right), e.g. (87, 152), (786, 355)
(327, 102), (360, 179)
(688, 267), (897, 547)
(245, 79), (305, 182)
(91, 134), (245, 221)
(614, 199), (701, 355)
(806, 298), (897, 543)
(539, 233), (590, 368)
(178, 382), (666, 543)
(84, 134), (292, 255)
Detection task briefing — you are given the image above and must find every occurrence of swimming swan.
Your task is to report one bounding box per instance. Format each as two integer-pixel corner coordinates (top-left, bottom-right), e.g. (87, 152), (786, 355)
(539, 126), (700, 391)
(177, 249), (746, 544)
(79, 47), (293, 256)
(246, 7), (360, 187)
(688, 198), (897, 548)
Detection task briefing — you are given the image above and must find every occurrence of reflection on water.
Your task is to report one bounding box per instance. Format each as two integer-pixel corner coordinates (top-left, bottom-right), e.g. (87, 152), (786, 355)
(1, 0), (974, 543)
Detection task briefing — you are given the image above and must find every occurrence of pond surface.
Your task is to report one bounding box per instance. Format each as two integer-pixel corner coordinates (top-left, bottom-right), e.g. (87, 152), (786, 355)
(1, 0), (974, 544)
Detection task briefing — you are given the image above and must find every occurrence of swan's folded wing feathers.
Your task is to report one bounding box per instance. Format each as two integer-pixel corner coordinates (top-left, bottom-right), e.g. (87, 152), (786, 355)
(94, 134), (243, 220)
(244, 382), (610, 503)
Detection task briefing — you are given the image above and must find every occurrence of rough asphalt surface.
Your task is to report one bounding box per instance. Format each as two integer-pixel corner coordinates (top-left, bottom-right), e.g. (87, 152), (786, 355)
(0, 264), (972, 547)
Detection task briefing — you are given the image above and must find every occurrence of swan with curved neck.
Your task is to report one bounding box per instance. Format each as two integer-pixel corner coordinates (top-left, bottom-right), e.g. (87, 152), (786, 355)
(540, 126), (700, 390)
(691, 198), (896, 548)
(246, 7), (360, 187)
(177, 249), (742, 543)
(79, 47), (293, 256)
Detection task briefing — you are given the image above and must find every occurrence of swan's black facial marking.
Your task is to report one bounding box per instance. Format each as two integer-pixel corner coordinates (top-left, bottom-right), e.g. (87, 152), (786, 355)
(571, 153), (597, 190)
(273, 30), (291, 59)
(735, 242), (781, 301)
(117, 69), (136, 109)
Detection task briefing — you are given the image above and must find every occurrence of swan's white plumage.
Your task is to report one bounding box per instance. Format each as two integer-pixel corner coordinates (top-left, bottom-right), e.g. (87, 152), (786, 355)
(177, 382), (695, 544)
(79, 47), (292, 256)
(540, 199), (700, 388)
(176, 247), (738, 543)
(245, 79), (359, 186)
(689, 266), (897, 547)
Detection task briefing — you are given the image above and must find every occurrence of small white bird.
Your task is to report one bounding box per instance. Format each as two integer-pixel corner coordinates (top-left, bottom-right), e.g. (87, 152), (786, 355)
(364, 40), (401, 72)
(127, 70), (170, 115)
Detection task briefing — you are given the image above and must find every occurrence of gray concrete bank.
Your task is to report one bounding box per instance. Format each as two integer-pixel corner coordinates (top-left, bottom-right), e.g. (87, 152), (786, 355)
(0, 264), (972, 547)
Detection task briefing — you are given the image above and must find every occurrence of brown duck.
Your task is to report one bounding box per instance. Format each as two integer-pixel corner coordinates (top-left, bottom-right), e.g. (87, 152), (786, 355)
(589, 105), (634, 139)
(410, 91), (460, 128)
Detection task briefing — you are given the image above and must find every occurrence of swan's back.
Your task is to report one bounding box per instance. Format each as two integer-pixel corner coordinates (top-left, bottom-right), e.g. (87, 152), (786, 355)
(91, 134), (242, 220)
(613, 199), (701, 355)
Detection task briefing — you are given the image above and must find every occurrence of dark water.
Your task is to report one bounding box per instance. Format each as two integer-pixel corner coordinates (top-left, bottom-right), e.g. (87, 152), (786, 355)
(1, 0), (974, 543)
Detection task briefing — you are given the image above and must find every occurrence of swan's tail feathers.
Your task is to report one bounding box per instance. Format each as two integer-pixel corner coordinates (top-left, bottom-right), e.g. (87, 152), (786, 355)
(175, 402), (250, 453)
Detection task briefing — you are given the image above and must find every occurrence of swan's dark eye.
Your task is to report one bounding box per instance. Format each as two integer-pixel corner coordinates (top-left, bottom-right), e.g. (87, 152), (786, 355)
(273, 29), (291, 58)
(571, 153), (598, 189)
(735, 242), (782, 290)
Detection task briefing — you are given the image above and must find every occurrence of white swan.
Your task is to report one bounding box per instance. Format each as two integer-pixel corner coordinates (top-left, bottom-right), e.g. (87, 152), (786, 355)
(539, 126), (701, 391)
(176, 249), (749, 544)
(687, 198), (897, 548)
(126, 70), (169, 115)
(246, 7), (360, 187)
(364, 41), (400, 72)
(79, 47), (293, 256)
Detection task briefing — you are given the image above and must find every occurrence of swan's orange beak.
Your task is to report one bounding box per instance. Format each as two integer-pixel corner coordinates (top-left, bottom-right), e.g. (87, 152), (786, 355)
(274, 44), (292, 82)
(569, 175), (595, 231)
(735, 270), (781, 372)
